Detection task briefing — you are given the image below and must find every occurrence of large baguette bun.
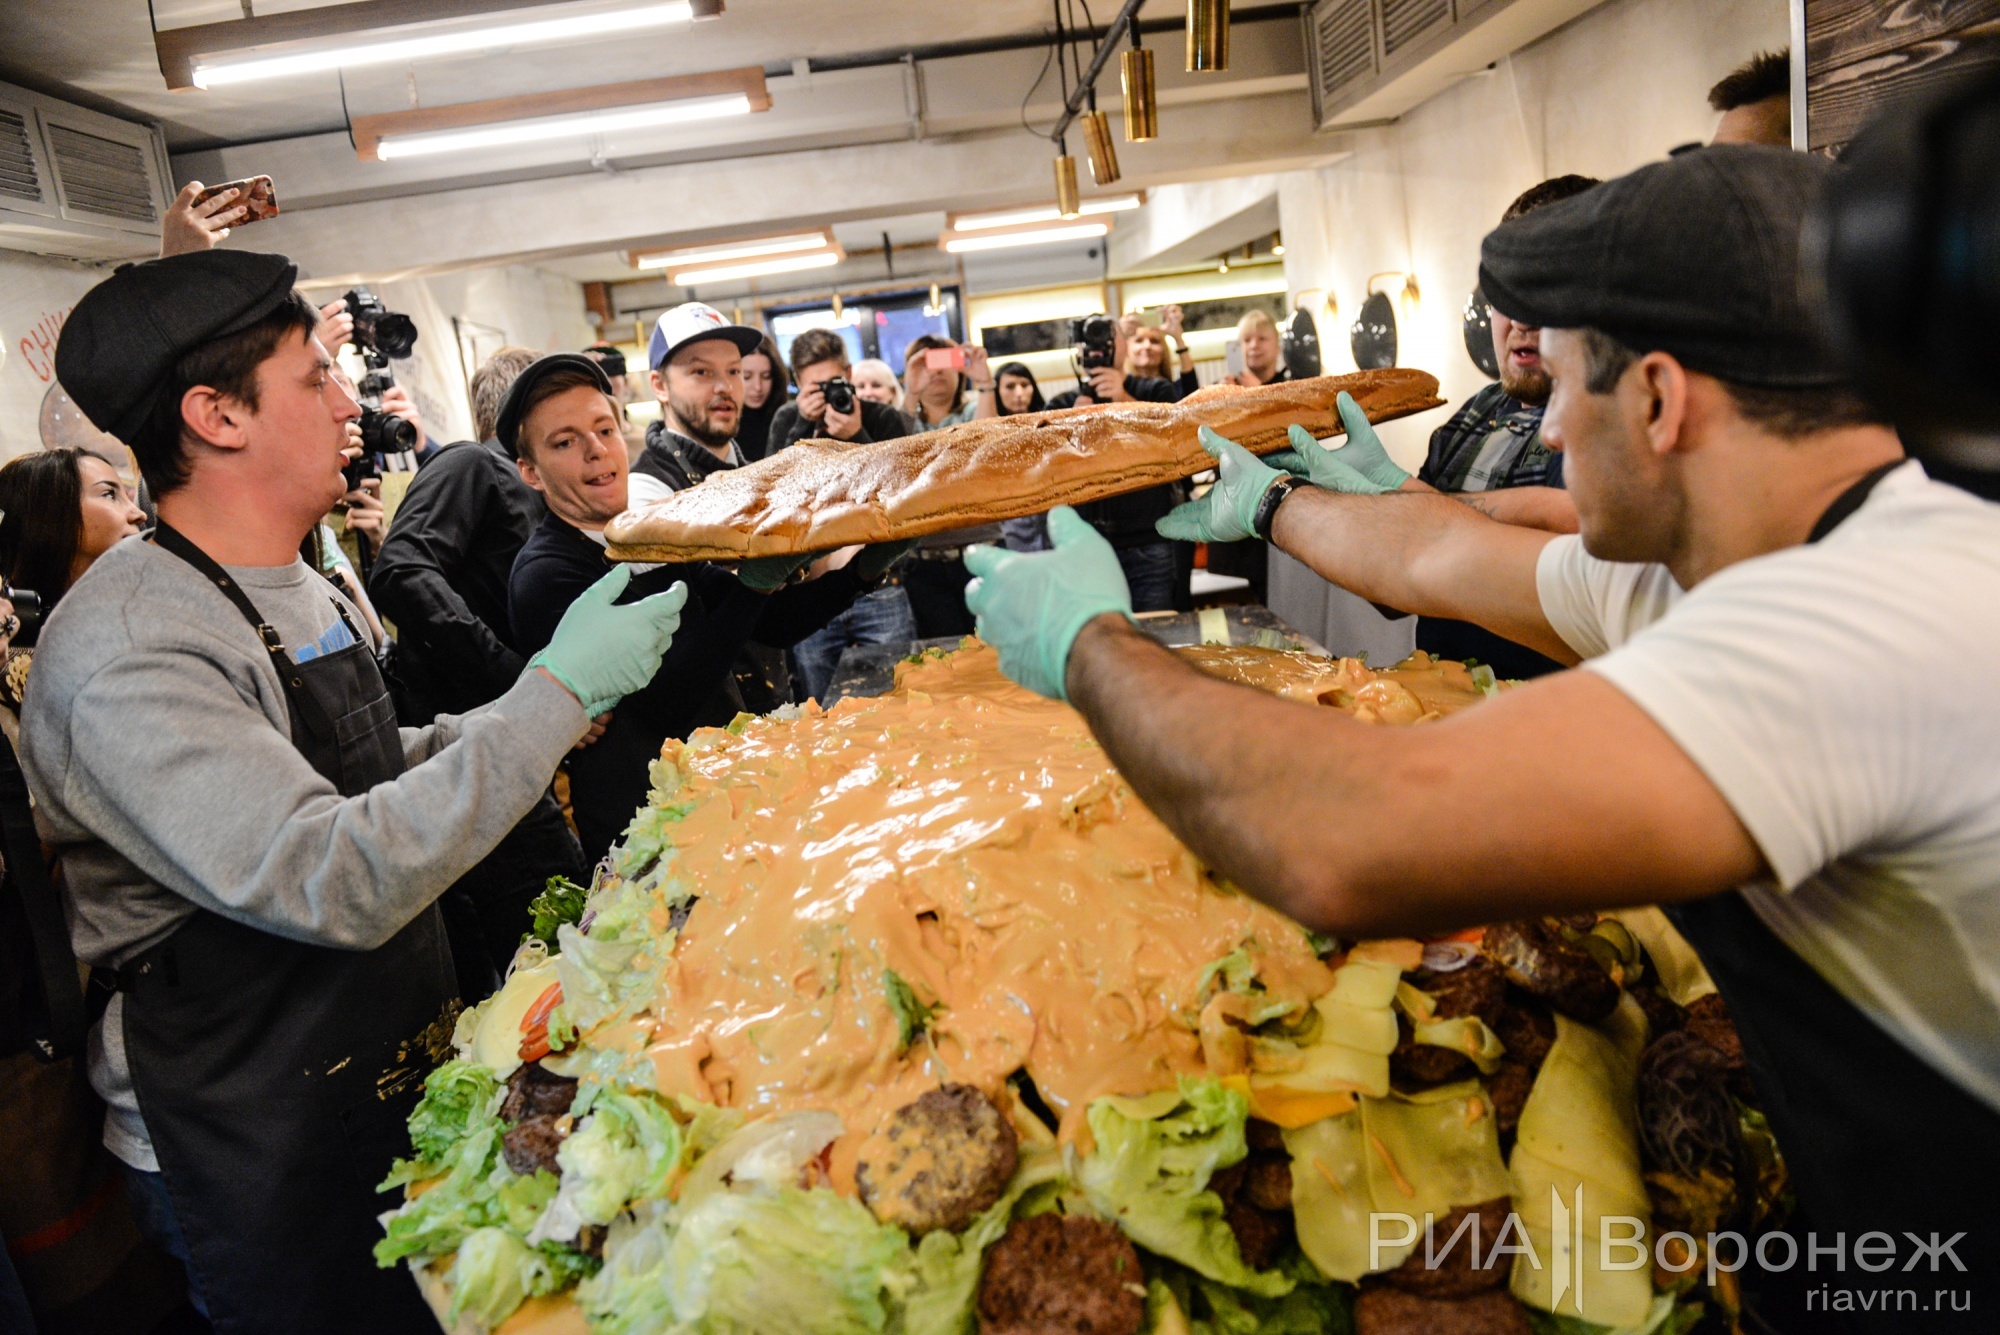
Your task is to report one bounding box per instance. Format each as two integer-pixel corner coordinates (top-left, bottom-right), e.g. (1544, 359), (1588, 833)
(604, 368), (1443, 562)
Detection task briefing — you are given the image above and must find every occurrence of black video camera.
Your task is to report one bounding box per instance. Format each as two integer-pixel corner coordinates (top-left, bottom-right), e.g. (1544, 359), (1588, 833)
(1813, 69), (2000, 479)
(1072, 313), (1119, 373)
(341, 288), (421, 476)
(0, 580), (41, 635)
(819, 376), (858, 416)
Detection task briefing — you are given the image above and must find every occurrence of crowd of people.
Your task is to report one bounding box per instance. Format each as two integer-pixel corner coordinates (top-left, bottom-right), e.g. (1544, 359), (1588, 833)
(9, 39), (1994, 1335)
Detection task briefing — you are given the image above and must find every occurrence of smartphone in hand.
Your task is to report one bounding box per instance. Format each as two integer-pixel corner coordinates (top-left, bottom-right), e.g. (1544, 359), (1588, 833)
(193, 175), (279, 223)
(925, 347), (967, 370)
(1224, 338), (1246, 377)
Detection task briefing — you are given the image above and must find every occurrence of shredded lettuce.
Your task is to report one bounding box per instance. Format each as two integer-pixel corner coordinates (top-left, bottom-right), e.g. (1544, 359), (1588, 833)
(374, 1122), (558, 1266)
(1080, 1078), (1291, 1298)
(579, 1186), (909, 1335)
(445, 1227), (599, 1328)
(1198, 948), (1258, 998)
(530, 1084), (685, 1244)
(396, 1058), (503, 1173)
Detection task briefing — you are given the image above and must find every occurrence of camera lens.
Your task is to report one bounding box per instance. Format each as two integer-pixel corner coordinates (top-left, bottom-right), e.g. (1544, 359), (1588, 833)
(373, 313), (420, 361)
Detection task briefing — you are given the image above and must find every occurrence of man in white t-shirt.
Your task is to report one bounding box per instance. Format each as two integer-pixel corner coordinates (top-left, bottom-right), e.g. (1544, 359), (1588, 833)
(963, 146), (2000, 1329)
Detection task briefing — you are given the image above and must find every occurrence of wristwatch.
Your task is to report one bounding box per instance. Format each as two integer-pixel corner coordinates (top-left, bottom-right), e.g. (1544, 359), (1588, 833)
(1252, 475), (1308, 541)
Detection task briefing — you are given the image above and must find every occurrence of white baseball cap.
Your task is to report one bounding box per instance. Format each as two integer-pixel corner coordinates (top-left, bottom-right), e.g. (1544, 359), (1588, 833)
(647, 301), (763, 370)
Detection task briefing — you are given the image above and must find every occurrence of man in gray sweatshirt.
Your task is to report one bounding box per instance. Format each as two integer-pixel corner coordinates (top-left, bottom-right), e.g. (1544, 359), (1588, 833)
(23, 250), (686, 1334)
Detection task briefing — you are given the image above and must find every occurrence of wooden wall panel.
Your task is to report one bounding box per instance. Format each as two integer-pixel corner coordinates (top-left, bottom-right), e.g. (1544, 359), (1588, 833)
(1804, 0), (2000, 153)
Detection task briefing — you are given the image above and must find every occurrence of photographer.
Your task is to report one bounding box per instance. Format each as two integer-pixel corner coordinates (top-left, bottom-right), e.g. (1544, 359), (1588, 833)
(1046, 313), (1183, 410)
(768, 327), (915, 454)
(24, 250), (685, 1334)
(1042, 316), (1184, 610)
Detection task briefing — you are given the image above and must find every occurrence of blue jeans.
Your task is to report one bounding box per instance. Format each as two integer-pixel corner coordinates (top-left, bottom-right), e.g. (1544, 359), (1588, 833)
(792, 584), (919, 703)
(1117, 541), (1178, 613)
(123, 1165), (209, 1318)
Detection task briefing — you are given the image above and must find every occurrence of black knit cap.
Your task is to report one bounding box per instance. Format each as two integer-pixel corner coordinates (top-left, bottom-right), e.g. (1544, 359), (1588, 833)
(54, 250), (299, 445)
(495, 352), (615, 459)
(1479, 145), (1844, 388)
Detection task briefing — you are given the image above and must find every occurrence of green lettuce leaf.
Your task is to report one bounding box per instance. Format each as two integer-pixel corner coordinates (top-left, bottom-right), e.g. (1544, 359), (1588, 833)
(531, 1084), (686, 1244)
(525, 876), (590, 946)
(578, 1186), (909, 1335)
(398, 1058), (503, 1173)
(883, 969), (942, 1051)
(444, 1227), (603, 1329)
(373, 1122), (558, 1266)
(899, 1150), (1068, 1335)
(1080, 1078), (1291, 1298)
(1147, 1260), (1355, 1335)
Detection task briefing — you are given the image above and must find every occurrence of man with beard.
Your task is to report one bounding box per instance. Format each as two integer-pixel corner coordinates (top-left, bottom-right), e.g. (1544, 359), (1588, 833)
(1322, 175), (1599, 677)
(629, 303), (760, 505)
(628, 303), (796, 706)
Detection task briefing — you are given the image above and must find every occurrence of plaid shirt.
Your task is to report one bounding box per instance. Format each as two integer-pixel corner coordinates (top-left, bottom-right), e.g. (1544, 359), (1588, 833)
(1416, 382), (1561, 493)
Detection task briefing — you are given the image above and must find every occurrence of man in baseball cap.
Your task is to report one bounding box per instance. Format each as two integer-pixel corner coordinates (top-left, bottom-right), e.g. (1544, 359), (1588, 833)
(21, 252), (687, 1333)
(630, 301), (764, 508)
(964, 145), (2000, 1329)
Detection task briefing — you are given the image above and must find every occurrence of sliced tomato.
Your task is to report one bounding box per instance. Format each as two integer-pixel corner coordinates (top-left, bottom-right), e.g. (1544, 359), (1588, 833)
(517, 981), (564, 1062)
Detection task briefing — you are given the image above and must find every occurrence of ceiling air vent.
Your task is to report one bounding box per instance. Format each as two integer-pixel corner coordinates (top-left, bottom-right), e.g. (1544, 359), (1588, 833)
(1305, 0), (1608, 131)
(46, 122), (158, 223)
(0, 80), (169, 259)
(1307, 0), (1377, 123)
(1381, 0), (1451, 60)
(0, 107), (42, 204)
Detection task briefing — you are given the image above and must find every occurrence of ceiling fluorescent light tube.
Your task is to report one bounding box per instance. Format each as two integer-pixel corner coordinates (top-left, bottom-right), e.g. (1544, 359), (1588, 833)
(953, 194), (1143, 231)
(192, 2), (698, 88)
(375, 93), (750, 159)
(670, 249), (842, 285)
(943, 222), (1110, 253)
(634, 232), (829, 270)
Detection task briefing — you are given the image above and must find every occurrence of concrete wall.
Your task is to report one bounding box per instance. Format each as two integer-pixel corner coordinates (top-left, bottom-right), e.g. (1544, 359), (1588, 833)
(0, 250), (119, 465)
(1268, 0), (1788, 661)
(331, 265), (595, 444)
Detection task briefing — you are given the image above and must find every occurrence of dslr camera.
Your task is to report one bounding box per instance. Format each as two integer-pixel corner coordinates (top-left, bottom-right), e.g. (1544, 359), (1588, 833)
(819, 376), (858, 416)
(340, 287), (422, 484)
(0, 578), (41, 635)
(1071, 313), (1119, 376)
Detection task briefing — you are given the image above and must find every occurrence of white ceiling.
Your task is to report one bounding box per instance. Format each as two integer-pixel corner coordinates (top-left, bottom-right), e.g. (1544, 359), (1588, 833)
(0, 0), (1195, 150)
(0, 0), (1316, 289)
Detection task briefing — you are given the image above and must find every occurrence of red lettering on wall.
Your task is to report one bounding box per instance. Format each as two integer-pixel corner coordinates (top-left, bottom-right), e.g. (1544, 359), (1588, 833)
(20, 306), (72, 383)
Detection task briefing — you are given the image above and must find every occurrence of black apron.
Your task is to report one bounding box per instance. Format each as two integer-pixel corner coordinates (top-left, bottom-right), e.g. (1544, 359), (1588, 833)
(118, 524), (455, 1334)
(1667, 462), (1998, 1332)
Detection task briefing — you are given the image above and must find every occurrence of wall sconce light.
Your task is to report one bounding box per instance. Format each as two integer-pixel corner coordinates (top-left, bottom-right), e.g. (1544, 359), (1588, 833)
(1218, 254), (1230, 274)
(1368, 270), (1422, 304)
(1054, 142), (1082, 219)
(831, 293), (844, 319)
(1271, 231), (1285, 257)
(1186, 0), (1229, 72)
(1121, 21), (1157, 141)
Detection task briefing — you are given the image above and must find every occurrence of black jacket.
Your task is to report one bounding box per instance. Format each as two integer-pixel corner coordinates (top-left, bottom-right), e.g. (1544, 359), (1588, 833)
(637, 420), (741, 492)
(1044, 376), (1186, 546)
(767, 398), (915, 455)
(508, 512), (863, 861)
(368, 438), (543, 720)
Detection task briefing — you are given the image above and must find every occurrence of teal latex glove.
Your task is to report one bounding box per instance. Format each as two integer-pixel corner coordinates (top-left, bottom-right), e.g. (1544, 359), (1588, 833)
(1261, 423), (1395, 495)
(528, 565), (688, 716)
(737, 552), (816, 592)
(1154, 425), (1286, 544)
(1331, 388), (1413, 489)
(851, 539), (916, 581)
(962, 506), (1132, 701)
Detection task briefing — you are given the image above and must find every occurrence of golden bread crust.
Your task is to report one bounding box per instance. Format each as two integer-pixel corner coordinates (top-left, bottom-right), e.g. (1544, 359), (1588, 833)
(603, 368), (1443, 562)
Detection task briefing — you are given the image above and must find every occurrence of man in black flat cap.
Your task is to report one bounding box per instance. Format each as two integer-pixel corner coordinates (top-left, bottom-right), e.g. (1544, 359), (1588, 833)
(964, 146), (2000, 1331)
(19, 251), (688, 1334)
